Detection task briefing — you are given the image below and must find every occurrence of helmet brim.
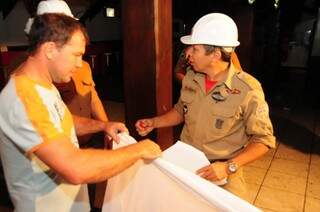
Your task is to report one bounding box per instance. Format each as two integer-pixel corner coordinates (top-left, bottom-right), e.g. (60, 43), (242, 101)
(181, 35), (240, 47)
(180, 35), (195, 45)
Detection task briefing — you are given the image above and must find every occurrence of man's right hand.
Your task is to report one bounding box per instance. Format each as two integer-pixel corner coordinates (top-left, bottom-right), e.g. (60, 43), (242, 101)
(136, 139), (162, 160)
(135, 118), (155, 136)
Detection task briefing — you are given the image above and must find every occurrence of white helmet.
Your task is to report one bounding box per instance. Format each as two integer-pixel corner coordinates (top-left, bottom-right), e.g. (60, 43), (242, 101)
(180, 13), (240, 47)
(24, 0), (77, 34)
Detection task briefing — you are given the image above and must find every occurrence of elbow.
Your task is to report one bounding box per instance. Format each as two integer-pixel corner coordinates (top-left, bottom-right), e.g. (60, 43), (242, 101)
(66, 176), (84, 185)
(61, 169), (88, 185)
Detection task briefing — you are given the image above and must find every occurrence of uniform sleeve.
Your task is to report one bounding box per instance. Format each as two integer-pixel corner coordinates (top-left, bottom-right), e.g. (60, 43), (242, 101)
(173, 71), (196, 116)
(243, 90), (276, 148)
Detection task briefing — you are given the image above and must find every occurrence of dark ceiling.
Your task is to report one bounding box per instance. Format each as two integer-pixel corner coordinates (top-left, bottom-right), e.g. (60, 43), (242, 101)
(0, 0), (119, 21)
(2, 0), (320, 23)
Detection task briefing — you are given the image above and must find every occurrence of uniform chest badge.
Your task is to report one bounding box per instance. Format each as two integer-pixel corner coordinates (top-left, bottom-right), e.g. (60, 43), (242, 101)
(211, 91), (226, 102)
(211, 85), (229, 102)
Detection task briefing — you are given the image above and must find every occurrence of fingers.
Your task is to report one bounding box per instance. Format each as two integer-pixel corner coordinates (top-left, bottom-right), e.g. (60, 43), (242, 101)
(135, 119), (154, 136)
(138, 139), (162, 160)
(108, 130), (120, 143)
(200, 170), (216, 181)
(197, 162), (229, 182)
(135, 119), (150, 130)
(196, 164), (211, 174)
(104, 122), (128, 143)
(118, 123), (129, 133)
(196, 165), (214, 180)
(104, 134), (113, 148)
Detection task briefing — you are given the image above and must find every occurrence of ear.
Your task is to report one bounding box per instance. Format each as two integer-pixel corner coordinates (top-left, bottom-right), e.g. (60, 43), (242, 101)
(43, 42), (57, 60)
(212, 48), (222, 60)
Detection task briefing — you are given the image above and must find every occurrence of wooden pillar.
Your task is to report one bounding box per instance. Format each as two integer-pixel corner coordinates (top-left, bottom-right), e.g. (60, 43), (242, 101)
(122, 0), (173, 150)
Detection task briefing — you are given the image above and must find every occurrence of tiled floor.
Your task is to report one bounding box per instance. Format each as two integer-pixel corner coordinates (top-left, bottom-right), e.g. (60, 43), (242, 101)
(1, 100), (320, 212)
(244, 103), (320, 212)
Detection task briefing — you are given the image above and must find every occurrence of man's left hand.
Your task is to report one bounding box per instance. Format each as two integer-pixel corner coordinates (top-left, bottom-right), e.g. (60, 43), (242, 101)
(104, 122), (128, 144)
(196, 161), (228, 182)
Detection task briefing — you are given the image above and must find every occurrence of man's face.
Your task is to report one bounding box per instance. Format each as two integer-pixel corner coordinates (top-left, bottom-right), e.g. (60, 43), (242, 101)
(188, 44), (213, 73)
(50, 30), (86, 83)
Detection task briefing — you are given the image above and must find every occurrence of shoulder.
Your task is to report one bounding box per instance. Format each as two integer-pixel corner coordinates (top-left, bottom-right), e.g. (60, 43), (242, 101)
(72, 61), (93, 83)
(234, 71), (263, 92)
(182, 69), (198, 85)
(82, 61), (91, 71)
(185, 69), (196, 77)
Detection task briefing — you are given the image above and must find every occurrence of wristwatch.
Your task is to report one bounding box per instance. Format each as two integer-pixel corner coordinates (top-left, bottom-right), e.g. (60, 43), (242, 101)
(227, 160), (238, 174)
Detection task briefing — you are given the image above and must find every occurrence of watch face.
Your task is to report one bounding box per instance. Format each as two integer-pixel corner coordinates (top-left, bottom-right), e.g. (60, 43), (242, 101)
(228, 162), (237, 173)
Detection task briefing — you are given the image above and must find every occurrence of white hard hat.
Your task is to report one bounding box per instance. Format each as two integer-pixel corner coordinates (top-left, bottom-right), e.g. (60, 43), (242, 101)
(24, 0), (77, 34)
(180, 13), (240, 47)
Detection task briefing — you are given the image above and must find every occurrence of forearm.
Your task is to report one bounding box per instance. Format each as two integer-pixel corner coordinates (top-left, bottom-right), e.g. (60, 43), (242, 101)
(73, 115), (105, 136)
(36, 138), (150, 184)
(231, 142), (269, 167)
(153, 108), (184, 128)
(70, 145), (143, 183)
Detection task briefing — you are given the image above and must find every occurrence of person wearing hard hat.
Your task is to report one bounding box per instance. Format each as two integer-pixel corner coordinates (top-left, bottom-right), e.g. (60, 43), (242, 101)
(136, 13), (276, 201)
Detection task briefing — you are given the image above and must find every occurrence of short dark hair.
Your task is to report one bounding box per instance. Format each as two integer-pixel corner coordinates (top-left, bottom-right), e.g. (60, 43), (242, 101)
(28, 13), (89, 54)
(202, 45), (232, 63)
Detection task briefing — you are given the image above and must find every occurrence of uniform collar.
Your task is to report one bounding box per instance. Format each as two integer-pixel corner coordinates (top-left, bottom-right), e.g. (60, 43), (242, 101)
(192, 62), (239, 91)
(194, 63), (239, 85)
(224, 62), (239, 89)
(193, 72), (206, 94)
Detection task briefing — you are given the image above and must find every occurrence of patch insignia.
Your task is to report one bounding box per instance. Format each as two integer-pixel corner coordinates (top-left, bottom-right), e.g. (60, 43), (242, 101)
(226, 88), (241, 94)
(183, 105), (188, 114)
(256, 103), (269, 119)
(215, 119), (224, 129)
(212, 91), (226, 102)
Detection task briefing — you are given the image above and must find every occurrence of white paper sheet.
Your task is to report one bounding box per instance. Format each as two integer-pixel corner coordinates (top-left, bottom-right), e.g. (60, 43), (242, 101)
(162, 140), (227, 185)
(103, 133), (261, 212)
(162, 140), (210, 172)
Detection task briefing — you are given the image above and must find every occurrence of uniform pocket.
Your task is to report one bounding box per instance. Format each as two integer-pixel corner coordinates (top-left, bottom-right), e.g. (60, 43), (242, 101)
(210, 105), (240, 136)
